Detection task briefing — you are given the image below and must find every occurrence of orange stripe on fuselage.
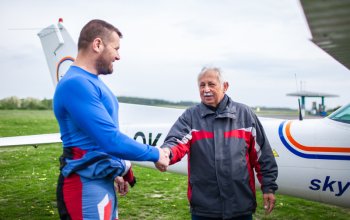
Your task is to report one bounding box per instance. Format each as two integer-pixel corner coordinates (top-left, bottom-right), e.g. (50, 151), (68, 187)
(285, 121), (350, 153)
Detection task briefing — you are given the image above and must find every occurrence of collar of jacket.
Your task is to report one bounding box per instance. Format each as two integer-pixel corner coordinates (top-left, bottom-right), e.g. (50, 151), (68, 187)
(199, 95), (236, 119)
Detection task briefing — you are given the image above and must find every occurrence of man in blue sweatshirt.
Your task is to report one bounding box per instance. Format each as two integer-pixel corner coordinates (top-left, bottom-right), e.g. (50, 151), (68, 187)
(54, 19), (169, 220)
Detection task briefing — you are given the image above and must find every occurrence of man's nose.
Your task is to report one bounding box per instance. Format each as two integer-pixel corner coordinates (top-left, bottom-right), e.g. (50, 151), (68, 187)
(115, 53), (120, 60)
(203, 85), (210, 92)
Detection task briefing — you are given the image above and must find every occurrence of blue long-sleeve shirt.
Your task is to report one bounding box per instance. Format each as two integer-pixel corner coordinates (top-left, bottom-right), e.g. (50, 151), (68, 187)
(53, 66), (159, 162)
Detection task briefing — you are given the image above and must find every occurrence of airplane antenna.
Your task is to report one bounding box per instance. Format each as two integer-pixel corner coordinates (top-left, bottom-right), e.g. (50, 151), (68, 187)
(298, 98), (303, 121)
(294, 73), (299, 92)
(8, 18), (64, 31)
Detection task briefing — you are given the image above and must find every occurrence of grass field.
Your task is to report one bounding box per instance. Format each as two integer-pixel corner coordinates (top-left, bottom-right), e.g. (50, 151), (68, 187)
(0, 110), (349, 219)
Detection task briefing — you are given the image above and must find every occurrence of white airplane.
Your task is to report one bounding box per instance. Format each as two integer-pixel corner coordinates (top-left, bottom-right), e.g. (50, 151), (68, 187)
(1, 1), (350, 209)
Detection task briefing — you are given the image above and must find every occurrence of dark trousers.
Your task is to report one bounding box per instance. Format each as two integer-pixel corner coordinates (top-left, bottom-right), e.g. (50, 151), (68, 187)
(192, 214), (253, 220)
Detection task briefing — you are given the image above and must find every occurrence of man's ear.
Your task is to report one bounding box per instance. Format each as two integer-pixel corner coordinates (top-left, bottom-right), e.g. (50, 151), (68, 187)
(92, 38), (103, 53)
(223, 82), (229, 93)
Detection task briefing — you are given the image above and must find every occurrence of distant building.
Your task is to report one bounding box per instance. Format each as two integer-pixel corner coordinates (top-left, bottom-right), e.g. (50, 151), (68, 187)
(286, 90), (338, 116)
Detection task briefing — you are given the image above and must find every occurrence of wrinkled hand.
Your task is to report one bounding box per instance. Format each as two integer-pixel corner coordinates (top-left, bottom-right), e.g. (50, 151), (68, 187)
(154, 147), (170, 172)
(263, 193), (276, 214)
(114, 176), (129, 196)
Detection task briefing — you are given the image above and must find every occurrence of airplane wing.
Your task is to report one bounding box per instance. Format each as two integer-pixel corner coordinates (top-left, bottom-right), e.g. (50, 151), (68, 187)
(0, 133), (61, 148)
(300, 0), (350, 70)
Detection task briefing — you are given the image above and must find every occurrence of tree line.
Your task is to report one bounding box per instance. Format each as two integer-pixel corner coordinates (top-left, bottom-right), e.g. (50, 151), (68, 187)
(0, 96), (198, 110)
(0, 96), (52, 110)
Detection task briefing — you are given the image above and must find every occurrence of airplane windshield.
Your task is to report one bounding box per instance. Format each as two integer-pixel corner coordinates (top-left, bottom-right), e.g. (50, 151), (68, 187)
(328, 103), (350, 124)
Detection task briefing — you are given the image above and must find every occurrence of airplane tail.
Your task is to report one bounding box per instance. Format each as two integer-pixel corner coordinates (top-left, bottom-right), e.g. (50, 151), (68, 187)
(37, 18), (77, 86)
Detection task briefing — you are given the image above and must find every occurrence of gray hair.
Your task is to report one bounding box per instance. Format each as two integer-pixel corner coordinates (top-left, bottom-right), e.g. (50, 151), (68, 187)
(197, 67), (225, 85)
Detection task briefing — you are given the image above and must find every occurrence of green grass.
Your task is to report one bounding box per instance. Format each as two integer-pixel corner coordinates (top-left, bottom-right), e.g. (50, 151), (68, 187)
(0, 110), (349, 219)
(0, 110), (58, 137)
(0, 144), (61, 219)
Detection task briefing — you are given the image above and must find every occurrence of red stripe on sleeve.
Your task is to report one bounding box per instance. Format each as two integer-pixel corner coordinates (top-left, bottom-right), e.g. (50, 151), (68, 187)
(170, 130), (214, 164)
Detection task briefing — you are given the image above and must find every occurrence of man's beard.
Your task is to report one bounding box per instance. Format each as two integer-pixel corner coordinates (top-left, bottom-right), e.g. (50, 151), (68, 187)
(95, 53), (113, 75)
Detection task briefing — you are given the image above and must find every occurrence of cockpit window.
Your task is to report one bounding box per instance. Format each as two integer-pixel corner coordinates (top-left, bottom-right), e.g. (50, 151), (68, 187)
(328, 103), (350, 124)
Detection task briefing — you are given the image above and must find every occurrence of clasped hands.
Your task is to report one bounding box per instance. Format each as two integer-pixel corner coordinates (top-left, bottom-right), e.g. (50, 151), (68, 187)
(155, 147), (171, 172)
(115, 147), (170, 196)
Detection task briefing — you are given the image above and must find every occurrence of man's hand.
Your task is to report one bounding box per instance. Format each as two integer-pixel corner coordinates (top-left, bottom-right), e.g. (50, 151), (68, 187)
(154, 147), (170, 172)
(114, 176), (129, 196)
(263, 193), (276, 214)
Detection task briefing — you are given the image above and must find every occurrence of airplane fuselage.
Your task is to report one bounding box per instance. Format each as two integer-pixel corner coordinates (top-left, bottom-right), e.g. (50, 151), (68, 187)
(263, 118), (350, 208)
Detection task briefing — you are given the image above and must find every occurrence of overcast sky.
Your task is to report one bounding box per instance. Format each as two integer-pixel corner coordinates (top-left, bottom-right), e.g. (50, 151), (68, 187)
(0, 0), (349, 109)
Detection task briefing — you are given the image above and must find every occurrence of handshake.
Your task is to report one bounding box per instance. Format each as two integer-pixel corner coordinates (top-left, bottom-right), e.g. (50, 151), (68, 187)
(154, 147), (171, 172)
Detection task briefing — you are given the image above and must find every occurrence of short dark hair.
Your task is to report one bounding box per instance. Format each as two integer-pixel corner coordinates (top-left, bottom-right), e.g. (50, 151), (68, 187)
(77, 19), (123, 50)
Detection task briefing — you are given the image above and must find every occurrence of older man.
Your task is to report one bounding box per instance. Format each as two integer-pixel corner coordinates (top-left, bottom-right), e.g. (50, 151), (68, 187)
(160, 67), (278, 220)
